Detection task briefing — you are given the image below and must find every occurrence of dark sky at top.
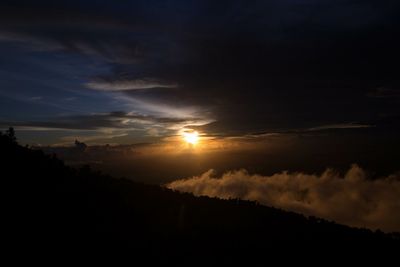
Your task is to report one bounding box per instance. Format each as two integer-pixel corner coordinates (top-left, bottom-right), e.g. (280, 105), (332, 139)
(0, 0), (399, 146)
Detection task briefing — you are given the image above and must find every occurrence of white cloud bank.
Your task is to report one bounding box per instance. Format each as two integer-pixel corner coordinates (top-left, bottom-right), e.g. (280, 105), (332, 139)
(167, 165), (400, 232)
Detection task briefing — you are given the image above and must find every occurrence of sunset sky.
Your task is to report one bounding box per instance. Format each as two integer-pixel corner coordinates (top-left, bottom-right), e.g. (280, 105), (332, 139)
(1, 0), (400, 232)
(1, 0), (399, 146)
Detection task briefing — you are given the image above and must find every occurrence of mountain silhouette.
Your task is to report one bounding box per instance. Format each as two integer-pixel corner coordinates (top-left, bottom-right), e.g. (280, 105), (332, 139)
(1, 128), (398, 264)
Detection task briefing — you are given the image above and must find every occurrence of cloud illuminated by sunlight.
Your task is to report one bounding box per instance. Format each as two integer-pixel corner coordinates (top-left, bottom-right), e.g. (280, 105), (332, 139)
(167, 165), (400, 232)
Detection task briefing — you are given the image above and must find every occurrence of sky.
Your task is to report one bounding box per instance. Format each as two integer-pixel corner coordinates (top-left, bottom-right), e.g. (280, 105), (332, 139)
(1, 0), (399, 145)
(1, 0), (400, 232)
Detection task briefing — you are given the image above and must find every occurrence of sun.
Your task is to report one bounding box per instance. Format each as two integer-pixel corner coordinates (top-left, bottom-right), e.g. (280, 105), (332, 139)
(182, 131), (199, 145)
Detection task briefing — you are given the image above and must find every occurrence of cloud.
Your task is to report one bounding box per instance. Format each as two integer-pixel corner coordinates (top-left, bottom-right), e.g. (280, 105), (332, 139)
(0, 111), (196, 131)
(167, 165), (400, 232)
(86, 78), (178, 91)
(308, 123), (373, 131)
(0, 4), (142, 63)
(59, 131), (129, 144)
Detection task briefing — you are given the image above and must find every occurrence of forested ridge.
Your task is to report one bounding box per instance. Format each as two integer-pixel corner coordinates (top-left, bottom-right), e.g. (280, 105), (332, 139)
(1, 129), (398, 264)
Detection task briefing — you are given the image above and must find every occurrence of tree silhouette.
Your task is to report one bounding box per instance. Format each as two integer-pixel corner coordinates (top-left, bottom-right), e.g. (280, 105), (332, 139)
(74, 139), (87, 151)
(5, 127), (17, 143)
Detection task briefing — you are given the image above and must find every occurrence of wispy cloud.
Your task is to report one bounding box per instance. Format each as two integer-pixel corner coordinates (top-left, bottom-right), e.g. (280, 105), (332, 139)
(308, 123), (373, 131)
(86, 78), (178, 91)
(59, 131), (129, 144)
(0, 111), (198, 131)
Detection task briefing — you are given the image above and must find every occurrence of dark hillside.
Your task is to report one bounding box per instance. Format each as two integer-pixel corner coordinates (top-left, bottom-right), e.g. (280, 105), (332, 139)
(1, 130), (398, 264)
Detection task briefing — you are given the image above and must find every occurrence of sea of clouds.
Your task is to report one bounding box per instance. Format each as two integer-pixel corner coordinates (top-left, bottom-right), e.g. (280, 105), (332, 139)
(167, 165), (400, 232)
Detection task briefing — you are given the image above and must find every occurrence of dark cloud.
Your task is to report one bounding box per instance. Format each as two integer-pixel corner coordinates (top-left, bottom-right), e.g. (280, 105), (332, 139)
(307, 123), (373, 132)
(0, 2), (155, 64)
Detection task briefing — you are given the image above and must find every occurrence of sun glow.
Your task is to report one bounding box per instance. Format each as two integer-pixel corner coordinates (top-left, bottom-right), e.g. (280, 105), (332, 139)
(182, 131), (199, 145)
